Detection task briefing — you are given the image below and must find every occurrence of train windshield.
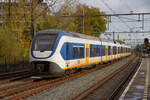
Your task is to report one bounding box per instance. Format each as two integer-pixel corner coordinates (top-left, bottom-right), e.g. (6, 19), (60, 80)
(32, 34), (57, 51)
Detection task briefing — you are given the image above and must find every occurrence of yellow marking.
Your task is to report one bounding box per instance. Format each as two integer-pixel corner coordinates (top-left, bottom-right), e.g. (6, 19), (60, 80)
(63, 60), (102, 70)
(63, 53), (128, 70)
(117, 46), (119, 58)
(111, 46), (113, 60)
(106, 45), (108, 61)
(85, 44), (89, 64)
(62, 46), (131, 70)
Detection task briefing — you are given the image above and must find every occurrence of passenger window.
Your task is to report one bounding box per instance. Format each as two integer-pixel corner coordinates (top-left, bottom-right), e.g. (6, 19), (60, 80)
(73, 47), (78, 59)
(118, 47), (120, 54)
(79, 47), (84, 58)
(104, 47), (106, 56)
(121, 47), (123, 53)
(96, 48), (99, 56)
(99, 48), (101, 56)
(113, 47), (115, 55)
(101, 47), (103, 56)
(93, 48), (96, 57)
(108, 46), (111, 55)
(90, 48), (93, 57)
(103, 46), (106, 56)
(66, 43), (69, 60)
(92, 48), (95, 57)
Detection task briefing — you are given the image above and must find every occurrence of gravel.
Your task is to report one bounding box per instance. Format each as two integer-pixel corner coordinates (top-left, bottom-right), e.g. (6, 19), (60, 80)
(26, 57), (133, 100)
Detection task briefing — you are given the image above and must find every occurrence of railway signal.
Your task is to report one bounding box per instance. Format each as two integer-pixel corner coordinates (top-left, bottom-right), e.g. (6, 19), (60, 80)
(144, 38), (149, 45)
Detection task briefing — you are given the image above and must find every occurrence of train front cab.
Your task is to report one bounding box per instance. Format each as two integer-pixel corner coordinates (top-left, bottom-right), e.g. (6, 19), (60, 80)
(30, 31), (60, 74)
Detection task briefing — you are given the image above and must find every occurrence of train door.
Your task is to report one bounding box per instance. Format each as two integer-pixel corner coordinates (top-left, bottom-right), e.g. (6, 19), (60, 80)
(66, 42), (70, 67)
(111, 46), (113, 60)
(106, 45), (108, 62)
(85, 44), (89, 64)
(117, 46), (118, 58)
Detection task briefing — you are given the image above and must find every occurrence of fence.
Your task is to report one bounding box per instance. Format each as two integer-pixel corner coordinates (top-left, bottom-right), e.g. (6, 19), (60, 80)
(0, 57), (31, 73)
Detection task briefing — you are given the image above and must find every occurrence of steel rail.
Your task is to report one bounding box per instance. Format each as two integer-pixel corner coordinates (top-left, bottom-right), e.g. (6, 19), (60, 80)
(7, 59), (121, 100)
(107, 58), (141, 99)
(74, 56), (138, 100)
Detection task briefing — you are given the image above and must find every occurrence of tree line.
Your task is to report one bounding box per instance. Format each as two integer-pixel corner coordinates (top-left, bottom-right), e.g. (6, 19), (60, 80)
(0, 0), (107, 64)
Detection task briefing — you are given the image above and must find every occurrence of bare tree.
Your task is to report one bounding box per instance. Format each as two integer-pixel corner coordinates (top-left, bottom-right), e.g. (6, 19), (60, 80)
(29, 0), (60, 37)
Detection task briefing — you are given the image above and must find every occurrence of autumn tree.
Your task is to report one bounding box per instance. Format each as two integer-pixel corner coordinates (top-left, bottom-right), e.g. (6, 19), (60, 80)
(0, 0), (59, 64)
(74, 4), (107, 37)
(54, 4), (107, 37)
(40, 0), (79, 32)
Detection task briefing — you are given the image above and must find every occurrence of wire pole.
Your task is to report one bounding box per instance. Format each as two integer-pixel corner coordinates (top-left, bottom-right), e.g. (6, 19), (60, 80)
(113, 32), (115, 41)
(142, 14), (144, 30)
(82, 8), (84, 33)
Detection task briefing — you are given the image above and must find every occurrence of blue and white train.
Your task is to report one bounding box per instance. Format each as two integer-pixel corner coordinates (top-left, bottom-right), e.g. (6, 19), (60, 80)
(29, 29), (131, 75)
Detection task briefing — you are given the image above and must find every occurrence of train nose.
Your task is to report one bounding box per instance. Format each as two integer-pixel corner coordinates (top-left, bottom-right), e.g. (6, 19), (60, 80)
(32, 61), (50, 73)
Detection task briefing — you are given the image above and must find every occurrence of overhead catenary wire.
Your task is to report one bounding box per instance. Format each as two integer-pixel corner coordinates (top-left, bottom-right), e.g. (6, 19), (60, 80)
(100, 0), (132, 30)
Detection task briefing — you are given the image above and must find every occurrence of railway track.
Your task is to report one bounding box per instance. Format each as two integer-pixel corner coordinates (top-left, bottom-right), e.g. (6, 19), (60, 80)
(0, 70), (32, 85)
(74, 56), (141, 100)
(0, 56), (135, 100)
(0, 70), (31, 80)
(0, 58), (124, 100)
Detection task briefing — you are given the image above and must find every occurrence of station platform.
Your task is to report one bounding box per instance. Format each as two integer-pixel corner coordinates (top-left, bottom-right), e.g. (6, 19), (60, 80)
(119, 58), (150, 100)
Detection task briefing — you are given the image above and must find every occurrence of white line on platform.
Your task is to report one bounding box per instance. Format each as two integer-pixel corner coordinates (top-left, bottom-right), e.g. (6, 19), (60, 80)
(143, 59), (149, 100)
(119, 59), (143, 100)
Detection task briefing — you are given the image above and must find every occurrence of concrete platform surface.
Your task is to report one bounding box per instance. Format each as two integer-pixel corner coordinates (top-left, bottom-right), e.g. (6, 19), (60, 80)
(120, 58), (150, 100)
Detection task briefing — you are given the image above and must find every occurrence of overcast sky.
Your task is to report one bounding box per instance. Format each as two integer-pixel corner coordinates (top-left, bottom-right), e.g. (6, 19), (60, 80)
(81, 0), (150, 13)
(80, 0), (150, 46)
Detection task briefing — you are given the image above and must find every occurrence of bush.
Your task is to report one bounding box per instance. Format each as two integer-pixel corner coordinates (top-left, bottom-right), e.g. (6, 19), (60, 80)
(0, 29), (23, 64)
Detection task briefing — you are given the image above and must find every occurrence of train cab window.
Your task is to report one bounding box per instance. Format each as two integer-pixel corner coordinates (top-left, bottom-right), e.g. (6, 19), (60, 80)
(32, 34), (58, 51)
(79, 47), (84, 58)
(108, 46), (111, 55)
(73, 47), (78, 59)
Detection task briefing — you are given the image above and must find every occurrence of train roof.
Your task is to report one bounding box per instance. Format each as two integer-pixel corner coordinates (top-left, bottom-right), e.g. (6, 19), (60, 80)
(37, 29), (61, 34)
(36, 29), (130, 47)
